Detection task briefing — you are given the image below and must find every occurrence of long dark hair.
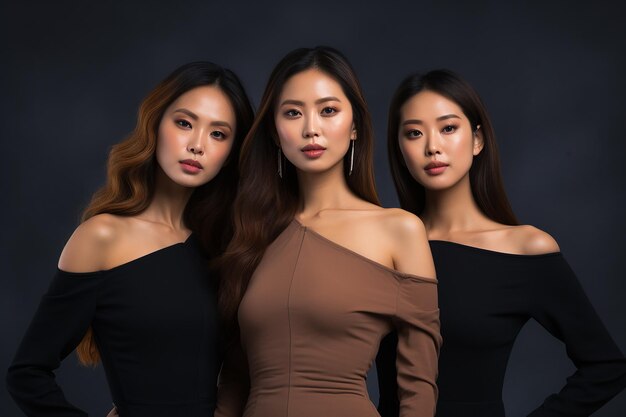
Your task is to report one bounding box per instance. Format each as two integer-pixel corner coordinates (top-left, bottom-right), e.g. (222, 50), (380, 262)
(388, 69), (518, 225)
(218, 46), (379, 333)
(77, 61), (254, 365)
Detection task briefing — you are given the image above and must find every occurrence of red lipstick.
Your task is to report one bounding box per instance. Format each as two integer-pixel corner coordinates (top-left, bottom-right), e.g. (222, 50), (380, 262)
(301, 143), (326, 159)
(180, 159), (203, 174)
(424, 161), (448, 176)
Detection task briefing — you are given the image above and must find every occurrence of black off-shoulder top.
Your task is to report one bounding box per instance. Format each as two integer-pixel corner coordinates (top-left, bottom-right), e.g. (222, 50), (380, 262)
(377, 241), (626, 417)
(7, 235), (219, 417)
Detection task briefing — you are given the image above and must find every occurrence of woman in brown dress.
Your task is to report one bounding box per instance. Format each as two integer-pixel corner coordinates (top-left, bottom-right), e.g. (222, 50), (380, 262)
(215, 46), (441, 417)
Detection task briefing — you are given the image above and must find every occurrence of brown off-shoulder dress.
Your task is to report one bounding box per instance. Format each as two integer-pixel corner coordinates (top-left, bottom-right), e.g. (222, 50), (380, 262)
(216, 219), (441, 417)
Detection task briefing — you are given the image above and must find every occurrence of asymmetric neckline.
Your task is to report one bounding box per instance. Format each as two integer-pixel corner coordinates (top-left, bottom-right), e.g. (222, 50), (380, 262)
(231, 216), (441, 417)
(291, 218), (437, 283)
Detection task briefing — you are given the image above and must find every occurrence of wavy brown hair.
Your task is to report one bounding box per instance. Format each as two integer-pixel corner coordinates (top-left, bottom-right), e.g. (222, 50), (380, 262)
(388, 69), (518, 225)
(76, 62), (254, 366)
(218, 46), (380, 336)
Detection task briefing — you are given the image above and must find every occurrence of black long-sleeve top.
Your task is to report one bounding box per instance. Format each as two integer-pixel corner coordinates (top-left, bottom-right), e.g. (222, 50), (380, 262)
(6, 235), (219, 417)
(377, 241), (626, 417)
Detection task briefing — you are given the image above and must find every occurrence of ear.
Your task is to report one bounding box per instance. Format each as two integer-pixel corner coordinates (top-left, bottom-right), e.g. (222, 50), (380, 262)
(472, 124), (484, 156)
(350, 123), (357, 141)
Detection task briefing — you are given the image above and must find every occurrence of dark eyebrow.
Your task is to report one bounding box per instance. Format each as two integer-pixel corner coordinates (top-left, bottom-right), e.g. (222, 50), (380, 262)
(211, 120), (232, 130)
(173, 108), (198, 120)
(437, 114), (461, 121)
(279, 96), (341, 107)
(315, 96), (340, 105)
(173, 108), (232, 130)
(402, 114), (461, 126)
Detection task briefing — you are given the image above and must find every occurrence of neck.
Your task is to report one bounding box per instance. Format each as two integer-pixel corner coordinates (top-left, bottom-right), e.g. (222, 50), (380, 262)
(297, 162), (354, 218)
(420, 173), (488, 234)
(140, 168), (194, 231)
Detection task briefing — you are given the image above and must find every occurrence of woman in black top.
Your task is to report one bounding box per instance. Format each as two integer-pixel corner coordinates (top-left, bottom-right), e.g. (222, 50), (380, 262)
(377, 69), (626, 416)
(6, 62), (254, 417)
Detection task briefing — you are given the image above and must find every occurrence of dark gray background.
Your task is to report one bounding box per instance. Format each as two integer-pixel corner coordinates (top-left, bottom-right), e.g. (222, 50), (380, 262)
(2, 1), (625, 416)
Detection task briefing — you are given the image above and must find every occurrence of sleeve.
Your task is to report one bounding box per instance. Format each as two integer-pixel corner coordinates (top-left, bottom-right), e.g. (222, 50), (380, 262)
(6, 270), (104, 417)
(214, 337), (250, 417)
(527, 255), (626, 417)
(393, 276), (442, 417)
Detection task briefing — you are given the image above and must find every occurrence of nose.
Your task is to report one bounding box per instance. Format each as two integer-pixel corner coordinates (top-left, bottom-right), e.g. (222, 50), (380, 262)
(425, 132), (441, 156)
(302, 113), (320, 139)
(187, 134), (204, 156)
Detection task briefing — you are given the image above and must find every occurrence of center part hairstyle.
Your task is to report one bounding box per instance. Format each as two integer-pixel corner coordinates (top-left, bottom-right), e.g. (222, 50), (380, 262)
(77, 61), (254, 366)
(387, 69), (518, 225)
(218, 46), (379, 333)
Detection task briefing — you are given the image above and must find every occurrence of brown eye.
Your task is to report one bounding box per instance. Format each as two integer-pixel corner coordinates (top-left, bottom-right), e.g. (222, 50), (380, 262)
(284, 109), (301, 117)
(211, 131), (226, 140)
(176, 119), (192, 129)
(442, 125), (457, 133)
(406, 129), (422, 139)
(321, 107), (337, 115)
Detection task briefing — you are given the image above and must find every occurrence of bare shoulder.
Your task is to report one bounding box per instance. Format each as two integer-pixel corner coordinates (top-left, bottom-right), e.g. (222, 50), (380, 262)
(378, 208), (427, 241)
(58, 214), (126, 272)
(507, 225), (560, 255)
(378, 208), (435, 278)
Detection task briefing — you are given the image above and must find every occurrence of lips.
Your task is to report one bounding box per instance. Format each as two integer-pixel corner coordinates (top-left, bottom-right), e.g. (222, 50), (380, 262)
(301, 143), (326, 159)
(424, 161), (449, 176)
(180, 159), (203, 174)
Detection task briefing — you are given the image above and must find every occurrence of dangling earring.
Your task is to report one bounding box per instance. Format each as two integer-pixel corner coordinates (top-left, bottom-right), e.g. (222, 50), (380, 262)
(277, 147), (283, 179)
(349, 140), (355, 176)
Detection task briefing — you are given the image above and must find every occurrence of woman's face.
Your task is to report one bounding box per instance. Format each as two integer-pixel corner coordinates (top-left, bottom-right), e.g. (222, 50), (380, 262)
(275, 68), (356, 175)
(399, 90), (483, 191)
(156, 85), (236, 188)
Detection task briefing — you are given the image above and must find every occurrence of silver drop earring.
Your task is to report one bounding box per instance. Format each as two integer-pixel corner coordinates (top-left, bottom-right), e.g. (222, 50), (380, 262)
(277, 148), (283, 179)
(349, 140), (355, 176)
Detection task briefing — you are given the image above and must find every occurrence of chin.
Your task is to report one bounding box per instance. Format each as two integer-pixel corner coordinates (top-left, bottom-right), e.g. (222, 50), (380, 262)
(170, 175), (213, 189)
(416, 176), (455, 192)
(291, 161), (334, 174)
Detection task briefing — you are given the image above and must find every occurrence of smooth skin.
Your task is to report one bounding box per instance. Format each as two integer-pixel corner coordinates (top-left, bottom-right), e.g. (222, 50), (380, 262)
(399, 90), (559, 254)
(59, 85), (236, 274)
(276, 69), (435, 278)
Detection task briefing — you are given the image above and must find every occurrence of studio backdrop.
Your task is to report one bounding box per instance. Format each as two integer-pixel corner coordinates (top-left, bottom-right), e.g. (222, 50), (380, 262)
(1, 1), (625, 416)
